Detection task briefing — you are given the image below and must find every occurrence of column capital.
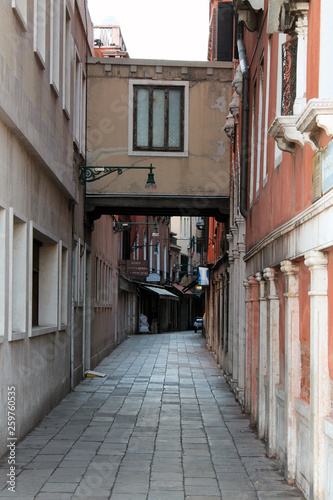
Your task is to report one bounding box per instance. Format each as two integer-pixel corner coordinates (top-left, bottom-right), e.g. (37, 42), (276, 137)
(304, 250), (328, 270)
(233, 249), (240, 260)
(243, 278), (250, 288)
(255, 271), (263, 282)
(237, 241), (246, 254)
(263, 267), (279, 299)
(248, 275), (260, 287)
(280, 260), (299, 275)
(263, 267), (278, 281)
(256, 272), (267, 299)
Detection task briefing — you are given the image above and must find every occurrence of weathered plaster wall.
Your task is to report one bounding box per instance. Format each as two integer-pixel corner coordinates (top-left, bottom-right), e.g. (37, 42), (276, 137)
(87, 59), (232, 199)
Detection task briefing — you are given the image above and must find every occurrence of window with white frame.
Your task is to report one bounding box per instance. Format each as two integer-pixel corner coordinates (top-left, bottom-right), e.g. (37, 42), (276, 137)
(62, 6), (71, 116)
(275, 34), (286, 168)
(0, 207), (5, 341)
(129, 80), (189, 156)
(156, 242), (160, 274)
(95, 256), (112, 307)
(72, 240), (79, 304)
(143, 230), (147, 260)
(50, 0), (61, 95)
(34, 0), (47, 67)
(164, 245), (167, 280)
(79, 242), (85, 306)
(60, 245), (68, 328)
(263, 40), (271, 184)
(256, 62), (264, 197)
(74, 52), (86, 153)
(149, 238), (153, 272)
(9, 212), (27, 340)
(135, 232), (140, 260)
(31, 229), (58, 334)
(80, 71), (86, 155)
(250, 78), (257, 205)
(12, 0), (27, 31)
(74, 52), (81, 146)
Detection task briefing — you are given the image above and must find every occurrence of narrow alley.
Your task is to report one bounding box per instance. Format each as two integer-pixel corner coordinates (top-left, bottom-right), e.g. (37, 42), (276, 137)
(0, 331), (304, 500)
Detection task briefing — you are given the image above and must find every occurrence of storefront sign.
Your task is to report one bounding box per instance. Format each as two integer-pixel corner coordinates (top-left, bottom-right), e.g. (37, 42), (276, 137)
(312, 150), (322, 202)
(321, 140), (333, 194)
(126, 260), (149, 277)
(198, 267), (209, 286)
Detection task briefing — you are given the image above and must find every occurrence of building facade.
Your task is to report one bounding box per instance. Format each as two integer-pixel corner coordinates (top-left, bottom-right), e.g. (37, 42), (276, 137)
(206, 0), (333, 498)
(0, 0), (135, 458)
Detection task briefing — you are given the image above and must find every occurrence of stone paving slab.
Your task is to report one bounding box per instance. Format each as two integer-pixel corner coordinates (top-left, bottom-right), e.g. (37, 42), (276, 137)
(0, 331), (305, 500)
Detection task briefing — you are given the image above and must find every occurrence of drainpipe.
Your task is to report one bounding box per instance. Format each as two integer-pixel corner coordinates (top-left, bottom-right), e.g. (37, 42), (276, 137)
(237, 37), (249, 219)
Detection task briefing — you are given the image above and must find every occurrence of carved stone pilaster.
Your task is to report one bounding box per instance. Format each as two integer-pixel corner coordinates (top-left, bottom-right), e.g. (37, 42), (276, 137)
(280, 260), (300, 482)
(304, 250), (329, 499)
(263, 267), (279, 457)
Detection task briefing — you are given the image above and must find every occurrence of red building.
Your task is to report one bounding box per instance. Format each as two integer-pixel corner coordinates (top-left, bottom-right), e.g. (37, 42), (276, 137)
(206, 0), (333, 497)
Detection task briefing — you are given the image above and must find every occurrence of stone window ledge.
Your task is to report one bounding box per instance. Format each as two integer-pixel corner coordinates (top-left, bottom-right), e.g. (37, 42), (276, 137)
(296, 98), (333, 151)
(269, 115), (304, 154)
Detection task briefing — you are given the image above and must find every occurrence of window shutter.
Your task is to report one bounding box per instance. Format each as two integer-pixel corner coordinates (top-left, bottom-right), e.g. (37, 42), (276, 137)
(217, 2), (234, 62)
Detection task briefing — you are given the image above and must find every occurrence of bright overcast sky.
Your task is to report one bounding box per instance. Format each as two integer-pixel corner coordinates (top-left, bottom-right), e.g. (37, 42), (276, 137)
(87, 0), (210, 61)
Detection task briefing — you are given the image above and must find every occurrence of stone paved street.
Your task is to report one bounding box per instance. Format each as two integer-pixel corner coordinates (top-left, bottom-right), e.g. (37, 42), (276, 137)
(0, 331), (304, 500)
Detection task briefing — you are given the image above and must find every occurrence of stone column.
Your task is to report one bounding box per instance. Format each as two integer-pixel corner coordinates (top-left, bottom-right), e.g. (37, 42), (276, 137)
(226, 236), (234, 379)
(236, 217), (246, 406)
(263, 267), (280, 457)
(256, 271), (267, 440)
(218, 275), (223, 367)
(280, 260), (301, 483)
(222, 271), (229, 367)
(243, 278), (252, 413)
(207, 280), (214, 350)
(249, 275), (260, 426)
(304, 251), (330, 500)
(231, 245), (240, 392)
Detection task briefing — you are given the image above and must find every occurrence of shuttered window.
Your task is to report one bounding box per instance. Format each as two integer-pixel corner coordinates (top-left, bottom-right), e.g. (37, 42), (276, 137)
(133, 85), (184, 152)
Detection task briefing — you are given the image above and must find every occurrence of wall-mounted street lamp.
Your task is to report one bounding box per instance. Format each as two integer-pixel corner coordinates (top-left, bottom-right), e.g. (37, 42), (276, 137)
(79, 164), (156, 189)
(113, 221), (159, 237)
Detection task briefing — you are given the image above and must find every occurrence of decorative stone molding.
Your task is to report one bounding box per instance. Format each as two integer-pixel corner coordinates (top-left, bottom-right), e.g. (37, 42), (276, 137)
(280, 259), (299, 278)
(304, 249), (328, 272)
(232, 65), (243, 96)
(304, 250), (329, 499)
(279, 1), (309, 33)
(296, 98), (333, 151)
(230, 93), (240, 123)
(247, 0), (264, 10)
(234, 0), (263, 32)
(256, 271), (267, 300)
(223, 113), (235, 142)
(238, 8), (257, 31)
(269, 116), (304, 154)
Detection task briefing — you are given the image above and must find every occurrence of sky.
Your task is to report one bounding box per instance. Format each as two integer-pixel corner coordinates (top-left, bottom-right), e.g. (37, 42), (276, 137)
(87, 0), (210, 61)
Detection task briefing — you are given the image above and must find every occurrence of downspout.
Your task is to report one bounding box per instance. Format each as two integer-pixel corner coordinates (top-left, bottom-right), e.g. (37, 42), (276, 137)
(237, 37), (249, 219)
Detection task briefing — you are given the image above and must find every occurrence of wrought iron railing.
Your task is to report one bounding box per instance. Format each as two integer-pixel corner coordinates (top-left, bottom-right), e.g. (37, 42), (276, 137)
(281, 36), (298, 116)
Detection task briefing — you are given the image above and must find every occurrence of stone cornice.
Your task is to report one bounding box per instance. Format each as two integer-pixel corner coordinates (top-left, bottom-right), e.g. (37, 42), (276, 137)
(280, 260), (298, 275)
(295, 98), (333, 151)
(304, 250), (328, 269)
(269, 116), (304, 154)
(244, 189), (333, 263)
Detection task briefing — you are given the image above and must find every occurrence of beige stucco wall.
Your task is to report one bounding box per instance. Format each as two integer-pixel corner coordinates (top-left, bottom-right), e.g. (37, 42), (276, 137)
(87, 59), (233, 198)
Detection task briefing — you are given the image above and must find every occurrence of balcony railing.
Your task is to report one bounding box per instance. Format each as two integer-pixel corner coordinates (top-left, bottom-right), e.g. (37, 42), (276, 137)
(281, 36), (298, 116)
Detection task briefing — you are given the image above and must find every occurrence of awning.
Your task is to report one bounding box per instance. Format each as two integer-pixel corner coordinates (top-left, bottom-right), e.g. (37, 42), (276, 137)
(172, 284), (195, 296)
(141, 286), (179, 301)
